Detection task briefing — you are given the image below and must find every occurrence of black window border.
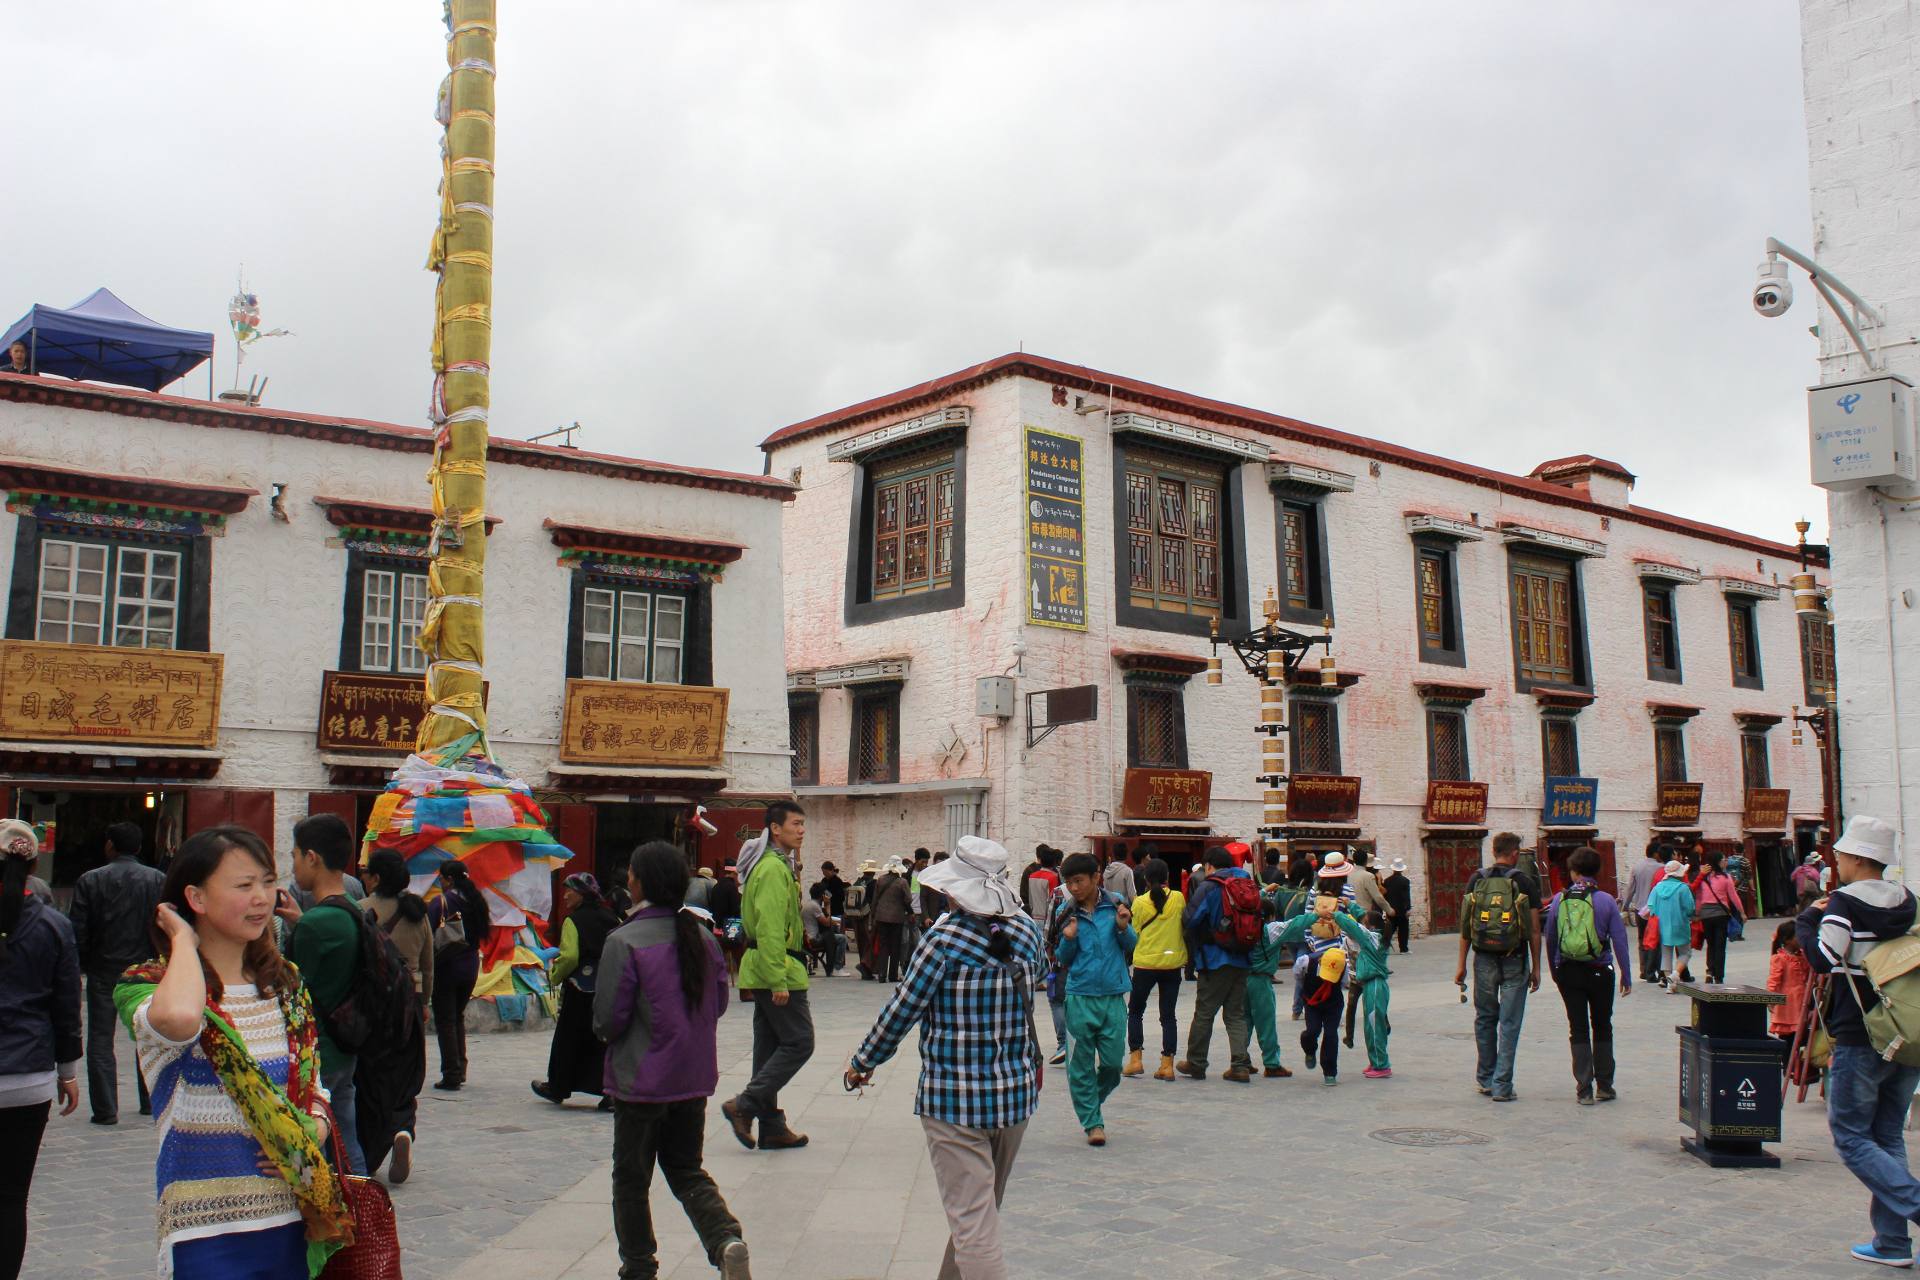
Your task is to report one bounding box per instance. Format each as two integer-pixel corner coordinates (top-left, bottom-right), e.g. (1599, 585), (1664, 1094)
(1540, 715), (1582, 781)
(1111, 438), (1251, 639)
(1122, 672), (1191, 770)
(1275, 493), (1335, 627)
(6, 516), (211, 652)
(1506, 547), (1594, 694)
(848, 680), (904, 784)
(1412, 536), (1465, 668)
(1426, 706), (1471, 781)
(1800, 612), (1837, 705)
(788, 691), (820, 787)
(843, 434), (968, 627)
(1289, 691), (1343, 776)
(338, 548), (433, 674)
(562, 568), (714, 687)
(1654, 723), (1689, 784)
(1642, 581), (1683, 685)
(1726, 595), (1764, 691)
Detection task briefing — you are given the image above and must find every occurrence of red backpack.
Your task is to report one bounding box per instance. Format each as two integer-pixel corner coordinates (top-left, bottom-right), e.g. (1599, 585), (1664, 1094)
(1208, 873), (1263, 953)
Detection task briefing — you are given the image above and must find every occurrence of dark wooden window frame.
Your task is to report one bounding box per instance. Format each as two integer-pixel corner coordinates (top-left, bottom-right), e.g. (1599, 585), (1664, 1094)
(1741, 728), (1772, 792)
(563, 569), (714, 687)
(1799, 612), (1836, 704)
(1540, 713), (1582, 781)
(1274, 493), (1335, 627)
(1727, 594), (1764, 691)
(1289, 691), (1343, 776)
(1122, 670), (1191, 770)
(1412, 536), (1465, 667)
(788, 691), (820, 787)
(843, 434), (967, 627)
(1654, 723), (1688, 784)
(339, 548), (432, 673)
(1642, 581), (1683, 684)
(1506, 548), (1593, 694)
(1426, 706), (1471, 781)
(1111, 439), (1250, 639)
(848, 680), (904, 784)
(7, 516), (211, 652)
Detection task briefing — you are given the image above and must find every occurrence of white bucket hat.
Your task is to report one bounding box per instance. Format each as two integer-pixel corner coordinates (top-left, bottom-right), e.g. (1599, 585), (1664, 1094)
(1834, 815), (1899, 865)
(1389, 858), (1407, 873)
(918, 835), (1023, 919)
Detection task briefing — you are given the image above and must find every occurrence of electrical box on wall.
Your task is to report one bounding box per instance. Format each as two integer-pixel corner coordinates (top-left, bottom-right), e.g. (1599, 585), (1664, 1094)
(1809, 373), (1915, 491)
(975, 676), (1014, 719)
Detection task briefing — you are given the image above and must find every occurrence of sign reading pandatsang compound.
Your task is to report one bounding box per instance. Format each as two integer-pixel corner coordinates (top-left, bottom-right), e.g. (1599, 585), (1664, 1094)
(1025, 426), (1086, 631)
(560, 680), (729, 768)
(0, 640), (223, 750)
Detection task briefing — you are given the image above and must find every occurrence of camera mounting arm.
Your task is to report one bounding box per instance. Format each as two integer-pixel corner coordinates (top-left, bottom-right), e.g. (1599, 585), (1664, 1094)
(1763, 236), (1888, 372)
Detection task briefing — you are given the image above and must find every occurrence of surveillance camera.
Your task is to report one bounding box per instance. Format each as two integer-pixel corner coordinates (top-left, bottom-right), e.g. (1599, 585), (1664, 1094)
(1753, 258), (1793, 318)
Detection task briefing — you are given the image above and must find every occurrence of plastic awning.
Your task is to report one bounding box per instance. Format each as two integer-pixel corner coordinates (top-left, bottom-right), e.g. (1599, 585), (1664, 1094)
(2, 288), (213, 391)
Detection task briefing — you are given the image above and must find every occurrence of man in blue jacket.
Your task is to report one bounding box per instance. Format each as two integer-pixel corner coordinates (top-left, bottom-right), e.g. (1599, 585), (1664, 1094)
(1177, 847), (1255, 1083)
(1053, 852), (1135, 1146)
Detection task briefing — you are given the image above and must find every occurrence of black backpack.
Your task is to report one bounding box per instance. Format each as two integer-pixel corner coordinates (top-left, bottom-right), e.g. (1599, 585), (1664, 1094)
(314, 897), (420, 1056)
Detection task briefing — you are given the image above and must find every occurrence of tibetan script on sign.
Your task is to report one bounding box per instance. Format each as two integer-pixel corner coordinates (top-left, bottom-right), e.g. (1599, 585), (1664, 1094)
(1543, 776), (1599, 826)
(316, 670), (483, 754)
(1655, 781), (1705, 827)
(1423, 780), (1488, 826)
(1289, 774), (1362, 824)
(1119, 768), (1212, 821)
(560, 680), (729, 768)
(1744, 787), (1790, 830)
(0, 640), (222, 750)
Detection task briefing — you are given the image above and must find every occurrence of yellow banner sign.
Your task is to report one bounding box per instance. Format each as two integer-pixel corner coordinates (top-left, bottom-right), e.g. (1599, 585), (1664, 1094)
(0, 640), (223, 750)
(560, 680), (729, 768)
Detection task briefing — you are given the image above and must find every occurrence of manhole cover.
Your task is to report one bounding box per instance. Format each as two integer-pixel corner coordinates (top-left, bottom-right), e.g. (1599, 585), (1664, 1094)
(1370, 1127), (1490, 1147)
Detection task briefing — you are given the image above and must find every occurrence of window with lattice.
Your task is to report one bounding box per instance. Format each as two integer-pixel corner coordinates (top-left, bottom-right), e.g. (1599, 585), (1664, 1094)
(1123, 451), (1225, 618)
(1643, 584), (1681, 682)
(1427, 709), (1469, 781)
(1541, 717), (1580, 779)
(38, 537), (183, 650)
(1415, 544), (1462, 663)
(789, 695), (819, 786)
(1291, 698), (1341, 775)
(1741, 730), (1771, 792)
(1655, 725), (1687, 784)
(869, 449), (957, 601)
(851, 686), (900, 784)
(1125, 684), (1187, 769)
(1727, 597), (1763, 689)
(1277, 498), (1332, 623)
(1511, 556), (1581, 686)
(1801, 614), (1836, 703)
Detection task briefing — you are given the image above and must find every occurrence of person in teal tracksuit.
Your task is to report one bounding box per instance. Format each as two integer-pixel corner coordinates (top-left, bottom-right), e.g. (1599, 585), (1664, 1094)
(1245, 889), (1302, 1078)
(1053, 852), (1137, 1146)
(1268, 898), (1393, 1079)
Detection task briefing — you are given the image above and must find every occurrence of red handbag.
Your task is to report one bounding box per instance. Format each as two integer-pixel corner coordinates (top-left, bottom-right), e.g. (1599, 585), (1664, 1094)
(318, 1106), (404, 1280)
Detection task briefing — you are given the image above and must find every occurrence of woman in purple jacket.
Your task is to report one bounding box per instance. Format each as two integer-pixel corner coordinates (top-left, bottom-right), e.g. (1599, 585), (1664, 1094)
(591, 841), (750, 1280)
(1543, 846), (1634, 1106)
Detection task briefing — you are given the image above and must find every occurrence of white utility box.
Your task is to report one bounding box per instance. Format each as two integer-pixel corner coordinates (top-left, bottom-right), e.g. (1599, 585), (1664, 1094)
(975, 676), (1015, 719)
(1809, 373), (1914, 491)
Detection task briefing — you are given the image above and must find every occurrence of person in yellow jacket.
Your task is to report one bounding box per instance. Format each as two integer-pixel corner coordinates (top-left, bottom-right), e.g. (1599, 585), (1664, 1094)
(721, 801), (814, 1152)
(1122, 858), (1188, 1081)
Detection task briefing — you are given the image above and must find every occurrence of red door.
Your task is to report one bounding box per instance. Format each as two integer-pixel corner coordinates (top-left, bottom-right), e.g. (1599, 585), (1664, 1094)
(1593, 839), (1618, 898)
(185, 789), (276, 844)
(1426, 842), (1481, 933)
(548, 803), (597, 934)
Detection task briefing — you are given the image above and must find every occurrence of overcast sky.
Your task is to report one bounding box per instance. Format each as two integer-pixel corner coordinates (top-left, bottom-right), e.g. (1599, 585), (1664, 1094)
(4, 2), (1827, 541)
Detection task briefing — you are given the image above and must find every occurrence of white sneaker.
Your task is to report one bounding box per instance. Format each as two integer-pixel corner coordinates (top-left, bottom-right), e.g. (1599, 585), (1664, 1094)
(387, 1131), (412, 1185)
(719, 1237), (752, 1279)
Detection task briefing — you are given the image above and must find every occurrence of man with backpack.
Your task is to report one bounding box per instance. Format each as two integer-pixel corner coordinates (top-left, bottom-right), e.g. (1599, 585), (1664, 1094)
(1543, 846), (1633, 1105)
(1176, 847), (1261, 1083)
(1052, 852), (1136, 1145)
(282, 813), (373, 1173)
(1452, 833), (1543, 1102)
(1796, 815), (1920, 1268)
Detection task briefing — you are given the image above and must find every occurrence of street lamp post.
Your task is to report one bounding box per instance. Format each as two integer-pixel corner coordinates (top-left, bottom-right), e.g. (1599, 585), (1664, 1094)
(1209, 594), (1337, 854)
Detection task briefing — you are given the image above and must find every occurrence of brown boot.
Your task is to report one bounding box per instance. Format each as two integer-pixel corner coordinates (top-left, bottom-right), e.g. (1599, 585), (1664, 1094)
(1264, 1064), (1293, 1079)
(1154, 1055), (1176, 1081)
(1086, 1126), (1107, 1147)
(1222, 1065), (1253, 1084)
(720, 1099), (756, 1150)
(1175, 1059), (1206, 1080)
(1122, 1050), (1144, 1078)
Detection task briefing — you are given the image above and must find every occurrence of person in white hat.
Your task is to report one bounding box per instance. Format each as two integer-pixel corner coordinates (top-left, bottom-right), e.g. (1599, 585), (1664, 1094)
(1796, 815), (1920, 1268)
(846, 836), (1044, 1280)
(1382, 859), (1413, 954)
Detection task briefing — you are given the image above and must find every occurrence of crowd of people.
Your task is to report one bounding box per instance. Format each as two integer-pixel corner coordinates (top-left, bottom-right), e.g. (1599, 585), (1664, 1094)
(7, 801), (1920, 1277)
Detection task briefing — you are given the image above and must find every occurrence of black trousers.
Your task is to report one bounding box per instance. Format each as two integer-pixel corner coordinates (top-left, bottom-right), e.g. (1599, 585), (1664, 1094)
(1701, 917), (1732, 983)
(735, 991), (814, 1126)
(1299, 987), (1345, 1078)
(432, 961), (476, 1085)
(612, 1098), (741, 1280)
(0, 1101), (50, 1280)
(85, 966), (148, 1120)
(1390, 915), (1410, 953)
(1554, 962), (1615, 1047)
(1127, 968), (1181, 1055)
(876, 922), (905, 981)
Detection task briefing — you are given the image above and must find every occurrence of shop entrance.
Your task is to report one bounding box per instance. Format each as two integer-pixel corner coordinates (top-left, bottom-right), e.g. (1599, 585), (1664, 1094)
(1749, 835), (1797, 917)
(1425, 840), (1482, 933)
(1541, 836), (1615, 899)
(8, 786), (175, 902)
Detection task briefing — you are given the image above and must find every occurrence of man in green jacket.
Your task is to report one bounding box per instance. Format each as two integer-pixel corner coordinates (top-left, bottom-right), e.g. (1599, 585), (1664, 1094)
(279, 813), (368, 1172)
(722, 800), (814, 1152)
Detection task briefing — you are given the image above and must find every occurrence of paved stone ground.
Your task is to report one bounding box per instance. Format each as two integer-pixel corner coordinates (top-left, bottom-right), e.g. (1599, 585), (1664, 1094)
(25, 929), (1894, 1278)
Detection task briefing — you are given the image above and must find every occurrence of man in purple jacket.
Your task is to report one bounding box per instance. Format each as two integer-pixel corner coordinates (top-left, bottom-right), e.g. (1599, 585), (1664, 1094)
(593, 841), (751, 1280)
(1543, 846), (1633, 1106)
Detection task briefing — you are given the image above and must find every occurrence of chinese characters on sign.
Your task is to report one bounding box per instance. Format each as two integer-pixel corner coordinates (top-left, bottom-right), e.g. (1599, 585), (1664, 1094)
(1542, 776), (1599, 826)
(1655, 781), (1705, 827)
(0, 640), (222, 750)
(1288, 775), (1363, 824)
(1422, 780), (1489, 826)
(560, 680), (730, 767)
(316, 670), (479, 754)
(1119, 768), (1212, 821)
(1743, 788), (1791, 830)
(1025, 426), (1086, 631)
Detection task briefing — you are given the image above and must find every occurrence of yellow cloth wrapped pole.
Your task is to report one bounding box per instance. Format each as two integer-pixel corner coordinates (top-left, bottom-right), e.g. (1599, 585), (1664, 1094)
(420, 0), (497, 758)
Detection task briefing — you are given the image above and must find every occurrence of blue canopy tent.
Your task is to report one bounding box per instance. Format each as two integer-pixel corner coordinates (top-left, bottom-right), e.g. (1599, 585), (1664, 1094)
(1, 288), (214, 394)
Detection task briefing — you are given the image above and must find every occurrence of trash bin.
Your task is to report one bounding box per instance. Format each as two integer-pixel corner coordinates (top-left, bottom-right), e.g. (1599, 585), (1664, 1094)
(1674, 982), (1789, 1168)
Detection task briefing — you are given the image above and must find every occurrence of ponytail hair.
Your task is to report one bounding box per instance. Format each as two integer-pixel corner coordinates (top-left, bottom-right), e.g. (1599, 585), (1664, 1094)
(631, 840), (711, 1013)
(1142, 857), (1170, 914)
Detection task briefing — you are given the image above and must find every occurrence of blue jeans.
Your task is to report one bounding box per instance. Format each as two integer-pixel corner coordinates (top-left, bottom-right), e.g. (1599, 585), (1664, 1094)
(1473, 950), (1530, 1096)
(1829, 1044), (1920, 1257)
(322, 1060), (366, 1175)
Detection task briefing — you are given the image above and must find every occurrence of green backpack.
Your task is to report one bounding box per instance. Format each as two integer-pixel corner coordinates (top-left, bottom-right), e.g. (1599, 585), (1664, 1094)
(1465, 873), (1525, 954)
(1840, 925), (1920, 1068)
(1555, 883), (1602, 963)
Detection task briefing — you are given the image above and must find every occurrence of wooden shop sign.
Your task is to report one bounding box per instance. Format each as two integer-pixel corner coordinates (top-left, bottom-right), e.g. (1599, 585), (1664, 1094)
(1289, 774), (1362, 824)
(1423, 780), (1488, 826)
(1119, 768), (1212, 820)
(560, 679), (729, 768)
(1743, 788), (1791, 831)
(317, 670), (489, 755)
(0, 639), (222, 750)
(1654, 781), (1705, 827)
